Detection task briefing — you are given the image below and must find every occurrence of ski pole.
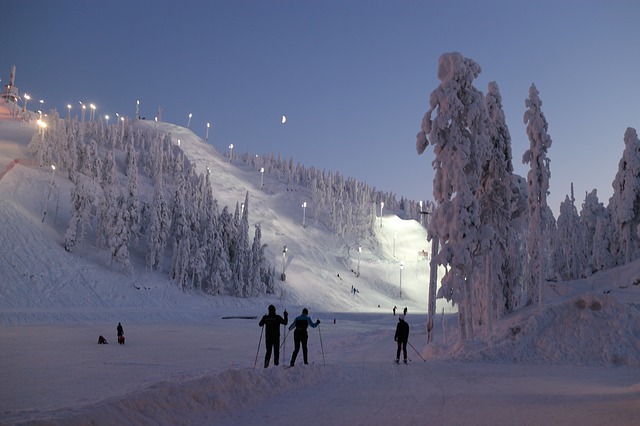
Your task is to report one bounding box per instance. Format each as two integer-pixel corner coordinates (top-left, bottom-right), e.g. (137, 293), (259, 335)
(407, 340), (426, 362)
(318, 325), (326, 366)
(280, 327), (291, 350)
(254, 325), (264, 369)
(280, 327), (290, 368)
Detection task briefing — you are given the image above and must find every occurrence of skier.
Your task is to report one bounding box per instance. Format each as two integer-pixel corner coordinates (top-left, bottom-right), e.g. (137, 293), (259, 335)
(289, 308), (320, 366)
(394, 314), (409, 364)
(117, 322), (125, 345)
(393, 305), (397, 315)
(258, 304), (288, 367)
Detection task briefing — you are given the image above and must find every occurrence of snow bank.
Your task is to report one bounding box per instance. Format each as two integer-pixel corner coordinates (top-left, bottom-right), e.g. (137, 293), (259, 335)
(430, 292), (640, 367)
(10, 366), (335, 425)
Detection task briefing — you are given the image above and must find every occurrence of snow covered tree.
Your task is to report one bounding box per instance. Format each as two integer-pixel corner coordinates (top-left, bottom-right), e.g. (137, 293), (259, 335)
(553, 185), (585, 280)
(207, 222), (231, 295)
(108, 193), (132, 275)
(63, 120), (79, 180)
(95, 149), (117, 249)
(146, 176), (170, 272)
(64, 172), (98, 252)
(249, 223), (267, 296)
(169, 153), (191, 287)
(125, 140), (141, 246)
(481, 81), (517, 321)
(592, 213), (616, 272)
(416, 52), (491, 339)
(522, 83), (553, 306)
(232, 194), (251, 297)
(219, 205), (236, 288)
(608, 127), (640, 265)
(196, 170), (226, 294)
(580, 189), (612, 274)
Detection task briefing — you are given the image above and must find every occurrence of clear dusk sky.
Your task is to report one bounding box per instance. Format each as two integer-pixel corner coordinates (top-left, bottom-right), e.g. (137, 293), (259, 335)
(2, 0), (639, 214)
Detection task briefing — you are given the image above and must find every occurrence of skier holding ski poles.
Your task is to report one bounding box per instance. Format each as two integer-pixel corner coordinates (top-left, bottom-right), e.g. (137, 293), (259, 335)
(259, 305), (288, 368)
(394, 314), (409, 364)
(289, 308), (320, 367)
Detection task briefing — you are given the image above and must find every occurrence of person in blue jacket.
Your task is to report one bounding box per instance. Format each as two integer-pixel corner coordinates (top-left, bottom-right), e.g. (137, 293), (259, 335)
(288, 308), (320, 366)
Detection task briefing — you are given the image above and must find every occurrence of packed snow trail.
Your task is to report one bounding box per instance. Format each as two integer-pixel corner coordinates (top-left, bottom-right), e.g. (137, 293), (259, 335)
(3, 317), (640, 425)
(14, 361), (640, 426)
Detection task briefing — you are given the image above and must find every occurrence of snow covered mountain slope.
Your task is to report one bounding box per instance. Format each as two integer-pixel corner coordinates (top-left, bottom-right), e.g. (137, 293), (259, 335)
(0, 114), (448, 323)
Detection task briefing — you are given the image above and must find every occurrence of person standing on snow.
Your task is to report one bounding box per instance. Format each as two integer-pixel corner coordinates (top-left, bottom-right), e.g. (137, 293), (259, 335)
(117, 322), (125, 345)
(259, 304), (288, 367)
(394, 314), (409, 364)
(289, 308), (320, 366)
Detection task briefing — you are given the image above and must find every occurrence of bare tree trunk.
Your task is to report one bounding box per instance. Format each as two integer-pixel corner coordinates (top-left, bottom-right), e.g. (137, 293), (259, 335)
(427, 237), (439, 343)
(485, 250), (493, 335)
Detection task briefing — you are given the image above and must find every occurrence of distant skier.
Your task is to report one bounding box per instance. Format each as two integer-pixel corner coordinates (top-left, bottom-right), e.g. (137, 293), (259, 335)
(403, 307), (407, 316)
(117, 322), (125, 345)
(259, 305), (288, 367)
(393, 306), (397, 316)
(289, 308), (320, 366)
(394, 314), (409, 364)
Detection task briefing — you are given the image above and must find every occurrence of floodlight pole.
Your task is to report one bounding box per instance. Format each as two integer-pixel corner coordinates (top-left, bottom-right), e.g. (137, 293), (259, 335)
(380, 201), (384, 228)
(42, 165), (56, 223)
(399, 262), (404, 298)
(302, 202), (307, 227)
(260, 167), (264, 189)
(24, 94), (31, 117)
(281, 245), (288, 281)
(394, 232), (397, 258)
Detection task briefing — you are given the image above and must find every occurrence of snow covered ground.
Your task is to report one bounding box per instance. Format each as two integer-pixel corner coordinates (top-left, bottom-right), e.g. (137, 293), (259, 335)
(1, 111), (640, 425)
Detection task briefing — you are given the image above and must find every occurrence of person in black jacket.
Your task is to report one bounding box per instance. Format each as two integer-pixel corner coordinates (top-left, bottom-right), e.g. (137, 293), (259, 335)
(117, 322), (125, 345)
(394, 314), (409, 364)
(288, 308), (320, 366)
(259, 305), (288, 368)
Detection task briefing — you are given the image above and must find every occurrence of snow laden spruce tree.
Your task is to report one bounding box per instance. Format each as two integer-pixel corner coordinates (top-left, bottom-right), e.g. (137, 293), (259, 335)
(416, 52), (495, 340)
(483, 82), (519, 320)
(581, 189), (615, 272)
(522, 83), (553, 306)
(609, 127), (640, 265)
(553, 184), (585, 281)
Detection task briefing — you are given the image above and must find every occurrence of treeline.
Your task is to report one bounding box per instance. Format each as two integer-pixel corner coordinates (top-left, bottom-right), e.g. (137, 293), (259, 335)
(28, 111), (275, 297)
(237, 152), (433, 239)
(417, 52), (640, 342)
